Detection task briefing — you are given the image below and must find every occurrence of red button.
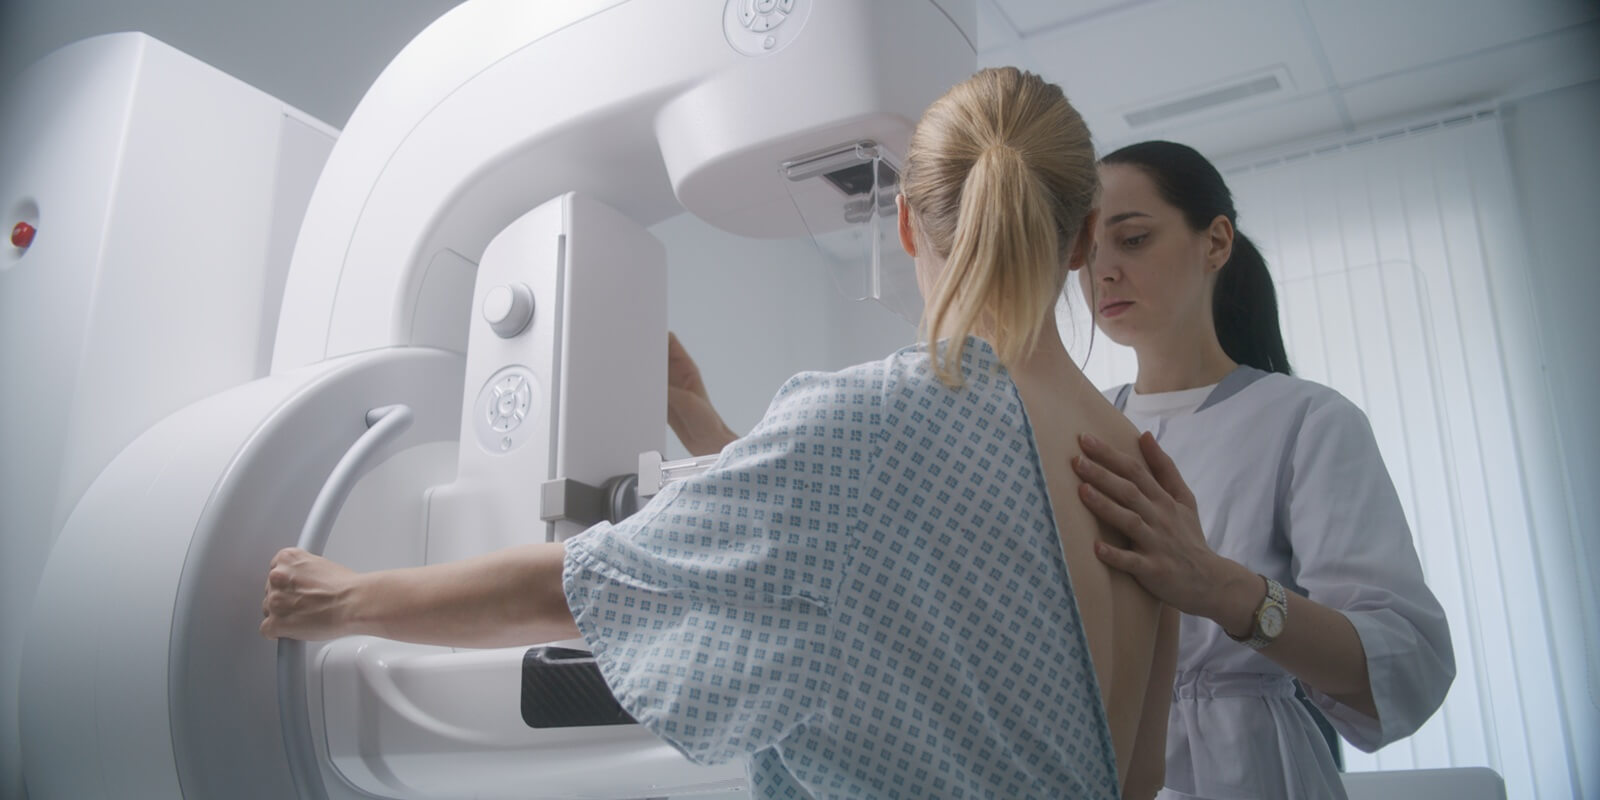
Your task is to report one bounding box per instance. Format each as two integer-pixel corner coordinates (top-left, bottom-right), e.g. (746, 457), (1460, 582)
(11, 221), (35, 249)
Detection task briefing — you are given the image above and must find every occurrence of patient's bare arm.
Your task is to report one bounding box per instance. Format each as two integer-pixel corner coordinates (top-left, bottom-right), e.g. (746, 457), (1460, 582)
(667, 333), (739, 456)
(261, 543), (580, 648)
(1121, 604), (1177, 799)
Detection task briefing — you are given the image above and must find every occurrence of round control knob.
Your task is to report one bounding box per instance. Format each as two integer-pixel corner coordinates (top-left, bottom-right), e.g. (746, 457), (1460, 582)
(482, 283), (535, 338)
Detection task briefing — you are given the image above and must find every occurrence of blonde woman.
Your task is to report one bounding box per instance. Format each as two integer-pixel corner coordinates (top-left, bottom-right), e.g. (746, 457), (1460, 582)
(263, 68), (1176, 799)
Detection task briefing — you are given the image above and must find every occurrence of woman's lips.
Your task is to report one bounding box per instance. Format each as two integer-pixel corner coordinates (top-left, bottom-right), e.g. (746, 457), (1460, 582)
(1099, 301), (1133, 318)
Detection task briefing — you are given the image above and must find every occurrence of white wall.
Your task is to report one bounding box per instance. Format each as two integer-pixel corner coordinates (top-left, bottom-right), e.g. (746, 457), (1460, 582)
(824, 276), (922, 369)
(0, 0), (459, 127)
(650, 213), (916, 461)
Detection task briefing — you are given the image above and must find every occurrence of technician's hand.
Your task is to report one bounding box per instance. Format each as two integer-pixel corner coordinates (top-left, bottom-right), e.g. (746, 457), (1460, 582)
(667, 332), (738, 456)
(260, 547), (361, 642)
(1073, 433), (1254, 628)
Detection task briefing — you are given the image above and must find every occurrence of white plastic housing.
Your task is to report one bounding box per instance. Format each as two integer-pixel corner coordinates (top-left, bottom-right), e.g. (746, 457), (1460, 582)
(19, 348), (467, 800)
(426, 192), (667, 564)
(0, 32), (334, 797)
(319, 639), (744, 798)
(271, 0), (975, 372)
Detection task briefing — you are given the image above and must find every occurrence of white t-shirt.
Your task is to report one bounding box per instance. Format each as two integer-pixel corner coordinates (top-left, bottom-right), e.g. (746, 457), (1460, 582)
(1120, 383), (1219, 438)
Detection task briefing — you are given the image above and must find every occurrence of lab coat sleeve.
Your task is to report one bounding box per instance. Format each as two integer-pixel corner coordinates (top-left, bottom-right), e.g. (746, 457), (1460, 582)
(562, 366), (883, 765)
(1282, 393), (1455, 753)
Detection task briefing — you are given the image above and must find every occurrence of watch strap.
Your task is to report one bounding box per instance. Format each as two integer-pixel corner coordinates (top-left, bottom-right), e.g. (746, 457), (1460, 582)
(1228, 576), (1288, 650)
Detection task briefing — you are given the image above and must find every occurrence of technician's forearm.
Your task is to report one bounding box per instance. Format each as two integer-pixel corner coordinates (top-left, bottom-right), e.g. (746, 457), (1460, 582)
(1213, 561), (1377, 719)
(346, 542), (580, 649)
(1269, 592), (1376, 717)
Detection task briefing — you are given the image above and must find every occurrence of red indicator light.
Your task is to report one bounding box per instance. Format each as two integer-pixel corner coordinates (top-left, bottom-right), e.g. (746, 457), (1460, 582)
(11, 221), (35, 249)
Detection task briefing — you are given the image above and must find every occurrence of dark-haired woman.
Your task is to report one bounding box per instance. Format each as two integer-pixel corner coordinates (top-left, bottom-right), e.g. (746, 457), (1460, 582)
(1070, 140), (1455, 800)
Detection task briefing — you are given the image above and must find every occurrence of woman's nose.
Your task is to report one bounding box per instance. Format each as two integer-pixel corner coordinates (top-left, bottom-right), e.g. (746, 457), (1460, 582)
(1092, 256), (1119, 281)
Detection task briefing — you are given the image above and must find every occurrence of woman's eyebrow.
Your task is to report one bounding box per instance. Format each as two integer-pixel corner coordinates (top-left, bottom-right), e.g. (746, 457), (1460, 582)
(1106, 211), (1153, 224)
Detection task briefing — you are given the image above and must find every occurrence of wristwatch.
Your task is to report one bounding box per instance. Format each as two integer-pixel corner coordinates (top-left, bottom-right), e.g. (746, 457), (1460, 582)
(1228, 576), (1288, 650)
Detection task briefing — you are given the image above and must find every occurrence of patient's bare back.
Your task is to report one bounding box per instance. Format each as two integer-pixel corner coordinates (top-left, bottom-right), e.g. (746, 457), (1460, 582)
(1009, 352), (1174, 790)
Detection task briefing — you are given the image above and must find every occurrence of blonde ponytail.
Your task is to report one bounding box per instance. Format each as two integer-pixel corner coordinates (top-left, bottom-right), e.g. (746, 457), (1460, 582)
(924, 144), (1062, 383)
(902, 67), (1097, 387)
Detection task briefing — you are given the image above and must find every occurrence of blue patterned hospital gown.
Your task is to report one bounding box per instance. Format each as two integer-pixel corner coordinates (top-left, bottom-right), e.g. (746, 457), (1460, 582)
(563, 338), (1119, 799)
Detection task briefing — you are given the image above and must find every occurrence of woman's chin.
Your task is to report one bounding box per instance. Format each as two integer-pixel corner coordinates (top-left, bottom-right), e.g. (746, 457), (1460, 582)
(1093, 320), (1141, 349)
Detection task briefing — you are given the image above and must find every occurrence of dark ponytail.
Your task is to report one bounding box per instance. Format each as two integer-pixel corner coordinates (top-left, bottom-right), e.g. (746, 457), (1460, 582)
(1101, 141), (1292, 375)
(1212, 232), (1291, 374)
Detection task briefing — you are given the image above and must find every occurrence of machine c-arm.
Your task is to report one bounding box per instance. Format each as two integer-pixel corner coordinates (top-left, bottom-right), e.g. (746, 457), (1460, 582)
(272, 0), (973, 371)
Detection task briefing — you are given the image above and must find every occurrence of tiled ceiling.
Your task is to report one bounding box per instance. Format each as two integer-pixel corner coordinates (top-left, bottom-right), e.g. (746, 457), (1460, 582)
(988, 0), (1153, 38)
(1302, 0), (1598, 86)
(977, 0), (1600, 161)
(3, 0), (1596, 160)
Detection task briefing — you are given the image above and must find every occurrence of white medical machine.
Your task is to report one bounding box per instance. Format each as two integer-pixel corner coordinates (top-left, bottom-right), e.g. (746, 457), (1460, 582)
(0, 34), (336, 800)
(17, 1), (975, 797)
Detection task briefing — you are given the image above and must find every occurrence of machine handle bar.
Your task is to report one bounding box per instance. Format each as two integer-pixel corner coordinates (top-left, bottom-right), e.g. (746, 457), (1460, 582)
(277, 404), (414, 800)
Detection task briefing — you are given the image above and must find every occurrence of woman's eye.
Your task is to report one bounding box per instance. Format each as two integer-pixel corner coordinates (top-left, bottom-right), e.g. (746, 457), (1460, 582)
(1122, 234), (1147, 247)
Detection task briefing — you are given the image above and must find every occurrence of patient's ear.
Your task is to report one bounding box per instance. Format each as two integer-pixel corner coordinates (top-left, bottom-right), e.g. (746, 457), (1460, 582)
(1067, 209), (1099, 271)
(897, 194), (918, 258)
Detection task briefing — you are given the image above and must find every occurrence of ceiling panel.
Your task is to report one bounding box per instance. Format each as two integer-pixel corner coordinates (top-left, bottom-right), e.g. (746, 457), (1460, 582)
(1104, 91), (1347, 163)
(991, 0), (1149, 37)
(1304, 0), (1600, 86)
(1339, 21), (1600, 127)
(995, 0), (1330, 146)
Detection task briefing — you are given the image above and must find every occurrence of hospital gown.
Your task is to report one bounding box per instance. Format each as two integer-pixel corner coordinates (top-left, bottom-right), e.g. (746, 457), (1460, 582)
(1107, 367), (1455, 800)
(564, 338), (1122, 800)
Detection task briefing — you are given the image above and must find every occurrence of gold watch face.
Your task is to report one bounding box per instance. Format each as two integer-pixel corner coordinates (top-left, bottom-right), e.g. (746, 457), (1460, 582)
(1260, 606), (1286, 639)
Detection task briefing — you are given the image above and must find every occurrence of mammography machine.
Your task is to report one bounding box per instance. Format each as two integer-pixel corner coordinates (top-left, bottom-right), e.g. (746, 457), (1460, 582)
(0, 33), (336, 800)
(17, 1), (975, 797)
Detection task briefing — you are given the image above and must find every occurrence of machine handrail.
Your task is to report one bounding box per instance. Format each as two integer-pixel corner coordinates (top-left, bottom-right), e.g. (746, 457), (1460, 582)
(277, 404), (413, 800)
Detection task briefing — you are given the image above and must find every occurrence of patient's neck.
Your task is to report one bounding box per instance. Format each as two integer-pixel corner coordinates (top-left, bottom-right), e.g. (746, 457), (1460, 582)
(1004, 318), (1097, 395)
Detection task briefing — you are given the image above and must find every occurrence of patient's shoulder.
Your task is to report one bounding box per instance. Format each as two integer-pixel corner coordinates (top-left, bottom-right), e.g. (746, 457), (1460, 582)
(758, 337), (1028, 455)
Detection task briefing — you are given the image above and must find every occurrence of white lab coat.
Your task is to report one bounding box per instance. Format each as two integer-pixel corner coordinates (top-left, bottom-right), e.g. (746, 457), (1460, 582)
(1107, 367), (1455, 800)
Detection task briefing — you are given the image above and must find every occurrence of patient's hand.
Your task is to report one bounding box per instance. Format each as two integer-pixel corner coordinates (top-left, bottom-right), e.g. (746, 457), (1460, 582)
(667, 332), (738, 456)
(260, 547), (362, 642)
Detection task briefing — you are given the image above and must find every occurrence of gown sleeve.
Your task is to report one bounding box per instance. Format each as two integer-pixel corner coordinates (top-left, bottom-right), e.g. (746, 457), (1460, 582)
(562, 366), (884, 765)
(1282, 392), (1456, 752)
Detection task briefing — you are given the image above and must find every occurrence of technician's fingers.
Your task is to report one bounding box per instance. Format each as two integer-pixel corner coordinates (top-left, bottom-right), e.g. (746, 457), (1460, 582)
(1093, 540), (1150, 579)
(1078, 481), (1154, 545)
(1073, 452), (1158, 526)
(1139, 432), (1196, 509)
(1079, 434), (1169, 507)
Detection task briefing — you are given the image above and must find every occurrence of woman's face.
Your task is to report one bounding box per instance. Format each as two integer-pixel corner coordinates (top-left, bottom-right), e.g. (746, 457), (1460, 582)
(1080, 164), (1219, 349)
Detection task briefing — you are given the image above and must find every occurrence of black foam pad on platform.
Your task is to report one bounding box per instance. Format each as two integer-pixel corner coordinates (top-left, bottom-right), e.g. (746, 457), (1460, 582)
(520, 646), (637, 728)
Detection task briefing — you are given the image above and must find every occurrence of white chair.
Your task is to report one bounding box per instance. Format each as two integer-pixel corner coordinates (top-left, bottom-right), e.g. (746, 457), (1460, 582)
(1342, 767), (1507, 800)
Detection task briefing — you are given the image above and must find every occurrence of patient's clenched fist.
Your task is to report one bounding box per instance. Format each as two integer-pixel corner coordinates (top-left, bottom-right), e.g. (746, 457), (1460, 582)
(260, 547), (360, 642)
